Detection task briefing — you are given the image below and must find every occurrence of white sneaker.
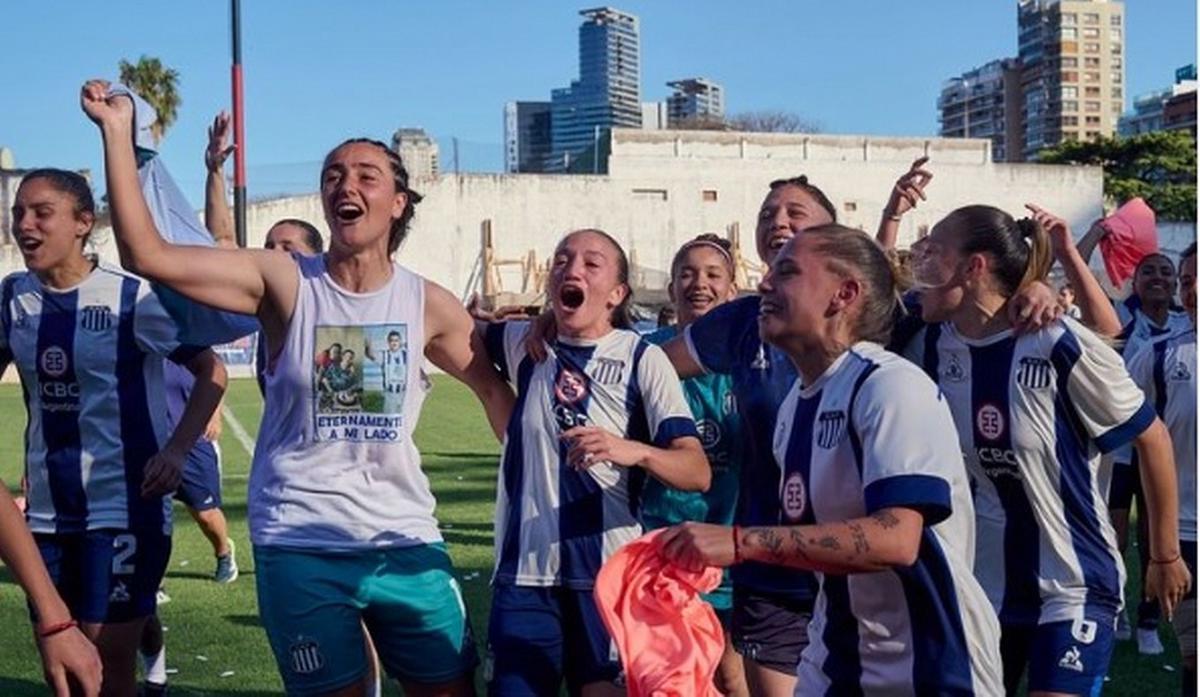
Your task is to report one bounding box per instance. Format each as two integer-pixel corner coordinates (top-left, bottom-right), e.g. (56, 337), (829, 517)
(1137, 627), (1164, 655)
(214, 539), (239, 584)
(1115, 611), (1132, 641)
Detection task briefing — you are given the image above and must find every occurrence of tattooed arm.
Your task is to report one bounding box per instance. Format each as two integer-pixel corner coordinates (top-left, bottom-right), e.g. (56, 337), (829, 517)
(659, 507), (924, 574)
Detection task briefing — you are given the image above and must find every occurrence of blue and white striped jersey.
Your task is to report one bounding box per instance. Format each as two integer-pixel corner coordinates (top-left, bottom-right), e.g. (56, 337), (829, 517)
(1115, 297), (1191, 361)
(906, 318), (1155, 627)
(1127, 328), (1196, 542)
(0, 263), (203, 535)
(773, 343), (1001, 696)
(485, 322), (699, 589)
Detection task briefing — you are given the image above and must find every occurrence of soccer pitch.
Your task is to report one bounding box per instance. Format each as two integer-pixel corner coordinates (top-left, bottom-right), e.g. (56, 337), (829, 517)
(0, 377), (1184, 695)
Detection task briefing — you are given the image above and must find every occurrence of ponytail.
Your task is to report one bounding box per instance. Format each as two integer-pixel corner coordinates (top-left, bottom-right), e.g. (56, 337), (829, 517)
(1014, 217), (1053, 292)
(942, 205), (1050, 297)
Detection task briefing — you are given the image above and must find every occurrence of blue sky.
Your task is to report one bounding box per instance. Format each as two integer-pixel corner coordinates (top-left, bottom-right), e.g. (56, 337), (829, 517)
(2, 1), (1195, 204)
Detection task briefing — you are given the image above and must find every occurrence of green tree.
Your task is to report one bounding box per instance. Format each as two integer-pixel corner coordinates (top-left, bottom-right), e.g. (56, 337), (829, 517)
(1038, 130), (1197, 221)
(118, 55), (181, 144)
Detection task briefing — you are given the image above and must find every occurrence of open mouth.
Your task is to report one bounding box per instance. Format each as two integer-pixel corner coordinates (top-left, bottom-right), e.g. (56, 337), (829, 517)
(767, 234), (792, 251)
(686, 292), (714, 307)
(759, 298), (780, 316)
(559, 285), (585, 310)
(334, 202), (364, 223)
(17, 237), (42, 253)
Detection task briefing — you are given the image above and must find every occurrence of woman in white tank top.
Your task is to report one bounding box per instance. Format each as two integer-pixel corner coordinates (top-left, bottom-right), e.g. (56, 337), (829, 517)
(84, 80), (513, 697)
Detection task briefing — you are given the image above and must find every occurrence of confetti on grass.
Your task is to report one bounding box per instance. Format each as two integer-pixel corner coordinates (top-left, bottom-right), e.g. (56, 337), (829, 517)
(220, 671), (236, 678)
(195, 655), (208, 662)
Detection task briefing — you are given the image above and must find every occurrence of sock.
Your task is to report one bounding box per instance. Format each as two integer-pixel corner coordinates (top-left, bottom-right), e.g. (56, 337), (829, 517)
(142, 647), (167, 685)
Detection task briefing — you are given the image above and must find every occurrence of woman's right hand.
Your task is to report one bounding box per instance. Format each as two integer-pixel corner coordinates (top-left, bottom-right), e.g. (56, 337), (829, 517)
(883, 156), (933, 219)
(80, 79), (132, 130)
(205, 111), (235, 173)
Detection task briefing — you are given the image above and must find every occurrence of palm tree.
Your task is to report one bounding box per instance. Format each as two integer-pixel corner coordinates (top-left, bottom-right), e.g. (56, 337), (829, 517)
(118, 55), (181, 145)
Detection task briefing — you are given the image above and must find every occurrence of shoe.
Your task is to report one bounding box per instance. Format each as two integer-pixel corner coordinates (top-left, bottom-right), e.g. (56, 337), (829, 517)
(140, 681), (168, 697)
(155, 588), (171, 605)
(1137, 627), (1164, 655)
(214, 539), (239, 584)
(1115, 611), (1132, 641)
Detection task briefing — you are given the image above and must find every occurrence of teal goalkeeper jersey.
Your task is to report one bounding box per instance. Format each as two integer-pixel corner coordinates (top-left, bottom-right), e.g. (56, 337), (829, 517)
(640, 326), (743, 536)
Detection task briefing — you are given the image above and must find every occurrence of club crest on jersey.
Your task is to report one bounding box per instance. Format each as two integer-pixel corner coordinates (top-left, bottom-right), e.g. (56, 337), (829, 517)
(781, 472), (807, 521)
(696, 419), (722, 450)
(817, 410), (847, 449)
(1016, 357), (1052, 389)
(976, 404), (1005, 441)
(590, 358), (625, 385)
(288, 637), (325, 675)
(80, 304), (113, 332)
(554, 367), (589, 404)
(1171, 360), (1193, 382)
(750, 346), (769, 370)
(40, 346), (68, 377)
(941, 354), (967, 383)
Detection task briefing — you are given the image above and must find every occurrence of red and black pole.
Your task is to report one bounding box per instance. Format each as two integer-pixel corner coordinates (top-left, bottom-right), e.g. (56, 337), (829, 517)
(231, 0), (247, 248)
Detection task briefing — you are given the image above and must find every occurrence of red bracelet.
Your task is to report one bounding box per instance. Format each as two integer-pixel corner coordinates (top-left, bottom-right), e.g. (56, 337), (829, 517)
(1151, 552), (1182, 565)
(38, 619), (78, 639)
(732, 526), (742, 564)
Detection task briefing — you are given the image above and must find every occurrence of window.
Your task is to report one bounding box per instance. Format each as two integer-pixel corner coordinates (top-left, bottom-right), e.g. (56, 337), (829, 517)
(843, 201), (857, 213)
(1060, 12), (1077, 25)
(1112, 58), (1123, 69)
(1112, 87), (1123, 99)
(1064, 131), (1080, 142)
(1083, 12), (1100, 24)
(1063, 71), (1079, 82)
(1082, 27), (1100, 39)
(1111, 44), (1122, 55)
(1085, 101), (1101, 112)
(701, 190), (718, 202)
(1061, 57), (1078, 68)
(1084, 72), (1100, 82)
(1111, 71), (1122, 84)
(1062, 100), (1079, 112)
(1111, 14), (1122, 26)
(1084, 42), (1100, 53)
(1063, 116), (1079, 126)
(1084, 57), (1100, 68)
(1085, 86), (1101, 97)
(1086, 115), (1101, 125)
(1061, 86), (1078, 99)
(1109, 28), (1121, 41)
(1060, 27), (1078, 39)
(632, 188), (668, 201)
(1086, 130), (1101, 139)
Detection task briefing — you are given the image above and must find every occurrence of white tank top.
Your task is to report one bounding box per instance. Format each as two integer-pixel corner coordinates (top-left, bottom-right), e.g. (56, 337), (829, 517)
(249, 254), (439, 550)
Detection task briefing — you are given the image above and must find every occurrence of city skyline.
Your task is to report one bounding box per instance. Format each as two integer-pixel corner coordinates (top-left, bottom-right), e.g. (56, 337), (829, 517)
(2, 1), (1194, 203)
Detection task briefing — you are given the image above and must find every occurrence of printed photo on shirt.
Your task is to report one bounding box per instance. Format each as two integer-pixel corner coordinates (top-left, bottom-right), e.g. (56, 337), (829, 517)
(312, 324), (408, 442)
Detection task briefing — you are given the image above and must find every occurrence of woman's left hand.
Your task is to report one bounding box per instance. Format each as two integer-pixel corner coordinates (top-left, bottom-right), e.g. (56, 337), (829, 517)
(1145, 556), (1193, 620)
(1009, 280), (1063, 333)
(562, 426), (647, 469)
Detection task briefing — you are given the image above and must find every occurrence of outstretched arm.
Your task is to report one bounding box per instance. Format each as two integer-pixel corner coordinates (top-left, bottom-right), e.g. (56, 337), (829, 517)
(203, 111), (237, 250)
(81, 80), (296, 330)
(659, 507), (924, 574)
(0, 482), (103, 697)
(424, 281), (515, 440)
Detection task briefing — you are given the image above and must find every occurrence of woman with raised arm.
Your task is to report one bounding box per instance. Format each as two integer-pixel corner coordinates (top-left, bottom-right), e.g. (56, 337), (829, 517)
(479, 228), (708, 696)
(660, 227), (1003, 696)
(904, 204), (1191, 696)
(83, 80), (513, 697)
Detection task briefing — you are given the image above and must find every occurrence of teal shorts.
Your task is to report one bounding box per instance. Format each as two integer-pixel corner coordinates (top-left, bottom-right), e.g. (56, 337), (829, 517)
(254, 543), (477, 695)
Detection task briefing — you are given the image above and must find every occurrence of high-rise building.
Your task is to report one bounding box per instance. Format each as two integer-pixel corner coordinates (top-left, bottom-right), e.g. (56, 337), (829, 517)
(666, 78), (725, 125)
(504, 101), (552, 173)
(391, 128), (439, 180)
(548, 7), (642, 172)
(1017, 0), (1126, 160)
(1120, 64), (1198, 137)
(938, 59), (1024, 162)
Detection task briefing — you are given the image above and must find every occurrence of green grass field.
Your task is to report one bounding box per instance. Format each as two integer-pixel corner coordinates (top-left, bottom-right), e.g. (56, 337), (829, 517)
(0, 377), (1186, 695)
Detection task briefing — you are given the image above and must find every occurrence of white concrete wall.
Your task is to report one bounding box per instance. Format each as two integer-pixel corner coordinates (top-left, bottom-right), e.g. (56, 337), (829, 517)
(36, 130), (1108, 303)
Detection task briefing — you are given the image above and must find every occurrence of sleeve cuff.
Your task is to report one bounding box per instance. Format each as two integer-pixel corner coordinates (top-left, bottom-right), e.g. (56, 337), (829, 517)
(484, 322), (509, 382)
(653, 416), (699, 447)
(864, 474), (952, 526)
(1095, 400), (1156, 454)
(167, 344), (208, 365)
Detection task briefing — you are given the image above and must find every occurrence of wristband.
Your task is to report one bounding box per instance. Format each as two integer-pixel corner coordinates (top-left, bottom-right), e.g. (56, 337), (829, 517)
(732, 526), (742, 564)
(38, 619), (78, 639)
(884, 210), (902, 222)
(1151, 552), (1182, 565)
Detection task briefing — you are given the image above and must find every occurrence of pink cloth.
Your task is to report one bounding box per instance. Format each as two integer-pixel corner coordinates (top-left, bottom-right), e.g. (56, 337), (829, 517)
(594, 529), (725, 697)
(1098, 197), (1159, 288)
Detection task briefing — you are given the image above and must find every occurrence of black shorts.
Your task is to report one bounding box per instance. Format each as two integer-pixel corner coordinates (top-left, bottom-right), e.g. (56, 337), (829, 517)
(731, 587), (813, 675)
